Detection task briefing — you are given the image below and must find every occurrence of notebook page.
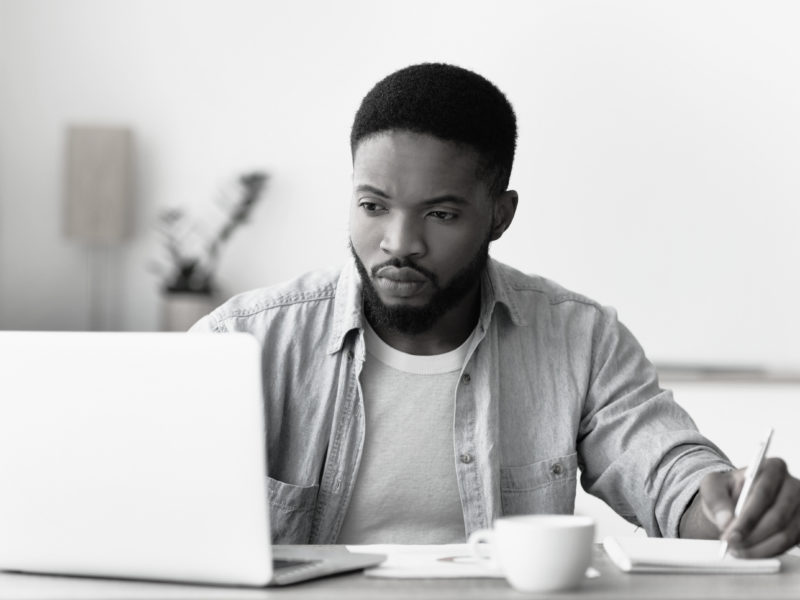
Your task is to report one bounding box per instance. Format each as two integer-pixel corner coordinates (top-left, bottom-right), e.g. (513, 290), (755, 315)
(603, 537), (781, 574)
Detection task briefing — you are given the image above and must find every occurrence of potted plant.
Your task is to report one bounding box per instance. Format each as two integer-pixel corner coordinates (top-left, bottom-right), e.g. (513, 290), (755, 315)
(153, 171), (268, 330)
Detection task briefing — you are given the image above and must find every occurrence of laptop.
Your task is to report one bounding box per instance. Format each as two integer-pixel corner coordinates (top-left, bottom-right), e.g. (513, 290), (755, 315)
(0, 331), (384, 587)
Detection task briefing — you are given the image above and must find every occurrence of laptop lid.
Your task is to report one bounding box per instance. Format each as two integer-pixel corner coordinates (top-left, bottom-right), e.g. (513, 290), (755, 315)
(0, 331), (274, 586)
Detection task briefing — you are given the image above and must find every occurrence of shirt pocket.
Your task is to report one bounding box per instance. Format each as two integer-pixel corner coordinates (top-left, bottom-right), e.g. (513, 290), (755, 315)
(500, 452), (578, 516)
(267, 476), (319, 543)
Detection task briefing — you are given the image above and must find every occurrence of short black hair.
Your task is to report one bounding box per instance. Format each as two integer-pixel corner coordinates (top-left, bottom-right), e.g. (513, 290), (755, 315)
(350, 63), (517, 195)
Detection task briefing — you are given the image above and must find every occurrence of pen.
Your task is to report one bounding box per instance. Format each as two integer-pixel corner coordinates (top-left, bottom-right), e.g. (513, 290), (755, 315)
(719, 427), (774, 558)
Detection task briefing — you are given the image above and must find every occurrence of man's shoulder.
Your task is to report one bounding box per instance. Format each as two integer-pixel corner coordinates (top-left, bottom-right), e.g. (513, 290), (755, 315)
(204, 266), (343, 329)
(490, 260), (624, 353)
(491, 260), (604, 312)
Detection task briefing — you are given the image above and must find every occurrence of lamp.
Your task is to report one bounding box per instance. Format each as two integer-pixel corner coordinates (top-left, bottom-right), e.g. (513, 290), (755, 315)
(63, 126), (133, 330)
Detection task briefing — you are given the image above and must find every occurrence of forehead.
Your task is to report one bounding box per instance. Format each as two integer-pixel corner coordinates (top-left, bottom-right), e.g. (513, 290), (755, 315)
(353, 131), (486, 196)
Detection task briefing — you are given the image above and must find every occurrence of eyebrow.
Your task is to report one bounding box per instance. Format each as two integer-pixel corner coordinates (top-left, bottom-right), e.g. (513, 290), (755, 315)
(420, 195), (469, 207)
(355, 184), (390, 198)
(355, 185), (469, 207)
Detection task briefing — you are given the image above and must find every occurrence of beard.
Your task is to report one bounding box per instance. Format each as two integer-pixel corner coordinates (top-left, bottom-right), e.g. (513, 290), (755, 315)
(349, 234), (491, 335)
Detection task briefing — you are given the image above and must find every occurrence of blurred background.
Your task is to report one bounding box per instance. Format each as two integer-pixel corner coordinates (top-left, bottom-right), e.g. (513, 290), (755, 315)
(2, 0), (798, 369)
(1, 0), (798, 537)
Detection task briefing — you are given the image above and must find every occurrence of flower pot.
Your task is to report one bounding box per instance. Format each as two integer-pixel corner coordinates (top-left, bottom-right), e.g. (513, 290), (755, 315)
(161, 292), (217, 331)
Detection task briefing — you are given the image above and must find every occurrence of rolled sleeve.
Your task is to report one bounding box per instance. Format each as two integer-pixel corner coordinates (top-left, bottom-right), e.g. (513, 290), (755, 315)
(577, 306), (733, 537)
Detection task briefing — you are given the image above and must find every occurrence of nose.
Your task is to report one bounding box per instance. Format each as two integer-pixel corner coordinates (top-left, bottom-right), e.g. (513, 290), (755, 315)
(379, 213), (426, 259)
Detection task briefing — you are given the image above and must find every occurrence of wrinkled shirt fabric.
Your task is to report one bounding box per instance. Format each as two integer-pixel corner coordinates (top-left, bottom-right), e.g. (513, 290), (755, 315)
(190, 258), (732, 544)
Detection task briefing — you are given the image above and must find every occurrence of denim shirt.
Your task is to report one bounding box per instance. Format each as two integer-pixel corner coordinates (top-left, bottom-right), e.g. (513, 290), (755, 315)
(190, 258), (732, 544)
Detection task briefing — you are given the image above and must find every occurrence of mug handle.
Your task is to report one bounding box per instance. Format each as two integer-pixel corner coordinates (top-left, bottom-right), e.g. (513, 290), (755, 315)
(467, 528), (494, 562)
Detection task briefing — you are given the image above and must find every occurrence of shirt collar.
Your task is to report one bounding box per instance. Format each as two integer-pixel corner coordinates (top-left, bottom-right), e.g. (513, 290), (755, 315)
(480, 257), (529, 328)
(328, 256), (365, 355)
(327, 256), (528, 355)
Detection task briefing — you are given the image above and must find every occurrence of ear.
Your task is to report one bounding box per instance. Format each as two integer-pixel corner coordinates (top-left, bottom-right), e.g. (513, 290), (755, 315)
(489, 190), (518, 241)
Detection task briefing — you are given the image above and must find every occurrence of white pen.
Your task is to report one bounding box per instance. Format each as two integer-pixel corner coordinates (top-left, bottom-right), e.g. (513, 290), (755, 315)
(719, 427), (774, 558)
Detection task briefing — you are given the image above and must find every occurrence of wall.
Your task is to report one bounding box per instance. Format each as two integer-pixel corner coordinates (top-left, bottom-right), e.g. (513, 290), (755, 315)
(1, 0), (799, 366)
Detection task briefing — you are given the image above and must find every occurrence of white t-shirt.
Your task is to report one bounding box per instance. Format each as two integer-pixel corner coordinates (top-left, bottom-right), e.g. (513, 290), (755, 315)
(336, 324), (474, 544)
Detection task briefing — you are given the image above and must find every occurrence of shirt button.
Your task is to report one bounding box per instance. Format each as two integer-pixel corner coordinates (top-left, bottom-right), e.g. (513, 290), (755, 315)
(460, 453), (473, 464)
(550, 463), (563, 476)
(462, 373), (471, 384)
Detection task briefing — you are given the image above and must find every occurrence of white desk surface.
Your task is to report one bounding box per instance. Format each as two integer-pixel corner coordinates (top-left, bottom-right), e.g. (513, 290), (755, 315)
(1, 546), (799, 600)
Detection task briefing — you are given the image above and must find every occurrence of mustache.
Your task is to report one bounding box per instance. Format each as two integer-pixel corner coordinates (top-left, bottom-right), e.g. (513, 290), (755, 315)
(370, 258), (437, 285)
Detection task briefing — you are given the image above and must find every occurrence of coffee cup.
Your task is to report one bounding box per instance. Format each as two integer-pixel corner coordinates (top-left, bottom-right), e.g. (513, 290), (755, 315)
(467, 514), (595, 592)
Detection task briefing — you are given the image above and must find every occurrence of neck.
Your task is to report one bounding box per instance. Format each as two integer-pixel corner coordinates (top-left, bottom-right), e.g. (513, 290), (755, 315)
(367, 283), (481, 355)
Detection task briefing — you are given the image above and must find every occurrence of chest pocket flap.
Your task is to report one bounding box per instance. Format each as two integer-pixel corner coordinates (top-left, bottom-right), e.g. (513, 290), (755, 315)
(500, 452), (578, 516)
(267, 476), (319, 543)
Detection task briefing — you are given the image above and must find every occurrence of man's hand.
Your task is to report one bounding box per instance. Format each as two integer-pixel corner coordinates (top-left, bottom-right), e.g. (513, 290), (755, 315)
(681, 458), (800, 557)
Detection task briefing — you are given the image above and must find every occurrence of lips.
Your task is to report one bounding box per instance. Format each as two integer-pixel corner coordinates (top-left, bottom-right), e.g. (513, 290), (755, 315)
(373, 266), (429, 298)
(374, 266), (427, 283)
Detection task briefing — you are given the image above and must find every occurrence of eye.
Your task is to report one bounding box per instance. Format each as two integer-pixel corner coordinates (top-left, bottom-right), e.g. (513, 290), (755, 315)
(427, 210), (457, 221)
(359, 200), (387, 215)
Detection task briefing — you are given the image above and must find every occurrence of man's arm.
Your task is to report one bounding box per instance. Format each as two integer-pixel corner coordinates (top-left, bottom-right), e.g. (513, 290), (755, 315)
(680, 457), (800, 557)
(577, 307), (733, 538)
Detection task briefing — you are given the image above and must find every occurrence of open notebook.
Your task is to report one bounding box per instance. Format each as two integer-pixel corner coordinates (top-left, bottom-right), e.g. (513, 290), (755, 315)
(603, 537), (781, 574)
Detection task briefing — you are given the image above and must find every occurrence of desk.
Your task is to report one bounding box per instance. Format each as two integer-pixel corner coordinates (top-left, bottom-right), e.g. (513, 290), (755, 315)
(1, 547), (799, 600)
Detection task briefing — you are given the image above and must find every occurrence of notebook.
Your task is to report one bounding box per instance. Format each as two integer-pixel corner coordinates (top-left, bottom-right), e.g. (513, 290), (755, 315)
(603, 536), (781, 574)
(0, 331), (384, 587)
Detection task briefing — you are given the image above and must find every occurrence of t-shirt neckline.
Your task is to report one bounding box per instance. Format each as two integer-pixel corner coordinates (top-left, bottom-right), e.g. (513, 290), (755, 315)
(363, 322), (475, 375)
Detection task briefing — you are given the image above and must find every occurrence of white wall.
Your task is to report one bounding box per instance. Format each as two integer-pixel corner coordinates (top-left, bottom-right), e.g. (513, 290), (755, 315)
(1, 0), (799, 366)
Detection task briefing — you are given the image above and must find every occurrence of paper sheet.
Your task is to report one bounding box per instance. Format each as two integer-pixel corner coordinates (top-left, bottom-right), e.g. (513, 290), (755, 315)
(346, 544), (504, 579)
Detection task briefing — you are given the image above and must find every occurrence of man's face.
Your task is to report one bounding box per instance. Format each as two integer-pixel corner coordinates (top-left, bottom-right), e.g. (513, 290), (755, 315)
(349, 131), (495, 334)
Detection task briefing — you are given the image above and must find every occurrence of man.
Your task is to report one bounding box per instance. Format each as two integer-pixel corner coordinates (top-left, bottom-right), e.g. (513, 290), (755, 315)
(191, 63), (799, 556)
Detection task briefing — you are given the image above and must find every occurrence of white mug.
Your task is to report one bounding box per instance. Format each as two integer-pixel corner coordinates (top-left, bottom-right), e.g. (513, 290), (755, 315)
(468, 514), (595, 592)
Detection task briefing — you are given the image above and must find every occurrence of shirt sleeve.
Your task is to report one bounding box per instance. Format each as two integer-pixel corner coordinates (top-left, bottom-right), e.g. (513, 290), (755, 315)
(187, 315), (216, 332)
(576, 305), (733, 538)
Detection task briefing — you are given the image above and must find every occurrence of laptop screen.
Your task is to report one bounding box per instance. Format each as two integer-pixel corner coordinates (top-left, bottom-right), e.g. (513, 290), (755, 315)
(0, 331), (274, 586)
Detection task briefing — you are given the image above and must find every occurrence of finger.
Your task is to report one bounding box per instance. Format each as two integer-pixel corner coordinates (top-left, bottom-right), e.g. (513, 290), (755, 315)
(724, 458), (788, 545)
(699, 469), (740, 533)
(739, 473), (800, 548)
(731, 505), (800, 558)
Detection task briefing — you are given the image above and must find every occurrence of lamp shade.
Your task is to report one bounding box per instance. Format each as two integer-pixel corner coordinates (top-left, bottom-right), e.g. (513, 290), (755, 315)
(64, 126), (133, 243)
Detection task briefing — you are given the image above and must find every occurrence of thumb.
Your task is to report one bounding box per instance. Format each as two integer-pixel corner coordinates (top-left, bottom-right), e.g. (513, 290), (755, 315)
(699, 469), (741, 533)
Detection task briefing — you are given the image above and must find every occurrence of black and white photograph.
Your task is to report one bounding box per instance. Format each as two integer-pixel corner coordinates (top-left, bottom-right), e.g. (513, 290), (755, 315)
(0, 1), (799, 597)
